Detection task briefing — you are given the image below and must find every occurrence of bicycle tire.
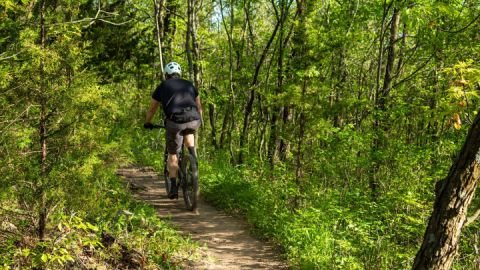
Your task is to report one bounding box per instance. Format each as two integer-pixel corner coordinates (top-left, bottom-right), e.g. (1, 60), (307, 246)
(163, 169), (171, 195)
(181, 151), (199, 211)
(163, 149), (171, 194)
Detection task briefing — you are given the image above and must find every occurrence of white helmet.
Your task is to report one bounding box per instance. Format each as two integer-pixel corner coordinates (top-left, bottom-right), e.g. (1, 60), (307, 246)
(164, 62), (182, 75)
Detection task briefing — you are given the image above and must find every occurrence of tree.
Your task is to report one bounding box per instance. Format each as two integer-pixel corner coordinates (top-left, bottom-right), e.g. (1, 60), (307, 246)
(413, 110), (480, 269)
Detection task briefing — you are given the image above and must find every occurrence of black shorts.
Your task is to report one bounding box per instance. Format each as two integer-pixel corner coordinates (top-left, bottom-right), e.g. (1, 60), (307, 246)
(165, 119), (201, 154)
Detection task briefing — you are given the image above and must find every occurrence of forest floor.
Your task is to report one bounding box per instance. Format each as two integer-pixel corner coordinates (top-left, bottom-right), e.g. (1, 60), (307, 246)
(117, 165), (289, 270)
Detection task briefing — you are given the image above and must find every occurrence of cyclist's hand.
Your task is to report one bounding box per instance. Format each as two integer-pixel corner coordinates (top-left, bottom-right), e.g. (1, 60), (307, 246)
(143, 122), (154, 130)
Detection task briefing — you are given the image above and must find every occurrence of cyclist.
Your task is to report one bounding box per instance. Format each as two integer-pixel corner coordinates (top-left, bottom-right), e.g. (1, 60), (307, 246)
(144, 62), (202, 199)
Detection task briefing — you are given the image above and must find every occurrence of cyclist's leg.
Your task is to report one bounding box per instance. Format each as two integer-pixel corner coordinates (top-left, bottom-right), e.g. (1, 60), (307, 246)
(182, 120), (201, 161)
(184, 133), (194, 148)
(167, 154), (179, 178)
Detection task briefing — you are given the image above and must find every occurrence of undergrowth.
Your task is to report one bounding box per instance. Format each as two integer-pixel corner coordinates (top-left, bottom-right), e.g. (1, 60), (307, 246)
(199, 149), (479, 270)
(0, 122), (200, 270)
(0, 164), (199, 270)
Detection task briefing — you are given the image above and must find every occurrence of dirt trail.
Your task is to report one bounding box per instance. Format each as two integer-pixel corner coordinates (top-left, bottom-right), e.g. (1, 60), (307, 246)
(117, 165), (289, 270)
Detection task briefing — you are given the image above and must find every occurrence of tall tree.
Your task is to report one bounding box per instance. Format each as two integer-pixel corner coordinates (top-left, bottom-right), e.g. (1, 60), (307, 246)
(413, 111), (480, 269)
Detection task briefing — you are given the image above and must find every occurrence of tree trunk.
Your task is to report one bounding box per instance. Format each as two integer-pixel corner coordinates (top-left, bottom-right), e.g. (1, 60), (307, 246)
(380, 7), (400, 107)
(185, 0), (194, 81)
(208, 103), (217, 148)
(38, 0), (47, 241)
(291, 0), (310, 208)
(208, 86), (218, 149)
(191, 1), (201, 89)
(219, 103), (231, 148)
(370, 5), (400, 200)
(413, 111), (480, 270)
(279, 105), (292, 161)
(154, 0), (165, 80)
(276, 0), (293, 163)
(163, 0), (178, 60)
(268, 111), (279, 166)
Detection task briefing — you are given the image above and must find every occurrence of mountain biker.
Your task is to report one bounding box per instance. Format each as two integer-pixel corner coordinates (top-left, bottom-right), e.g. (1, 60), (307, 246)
(144, 62), (202, 199)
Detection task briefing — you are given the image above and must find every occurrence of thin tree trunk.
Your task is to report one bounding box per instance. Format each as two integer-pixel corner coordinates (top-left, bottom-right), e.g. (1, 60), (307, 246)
(275, 0), (292, 163)
(380, 7), (400, 105)
(208, 103), (217, 148)
(279, 106), (292, 161)
(209, 87), (218, 149)
(370, 5), (399, 200)
(154, 0), (165, 80)
(191, 1), (201, 89)
(294, 89), (307, 209)
(268, 112), (279, 166)
(238, 2), (282, 164)
(291, 0), (310, 209)
(185, 0), (194, 81)
(38, 0), (47, 241)
(163, 0), (178, 60)
(217, 0), (236, 152)
(413, 112), (480, 269)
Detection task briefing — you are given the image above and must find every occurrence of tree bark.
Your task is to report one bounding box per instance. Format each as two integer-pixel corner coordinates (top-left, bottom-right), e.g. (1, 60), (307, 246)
(370, 5), (400, 200)
(185, 0), (194, 81)
(191, 1), (201, 89)
(38, 0), (47, 241)
(413, 111), (480, 270)
(163, 0), (178, 60)
(218, 0), (236, 152)
(208, 103), (217, 148)
(279, 106), (292, 161)
(274, 0), (292, 164)
(154, 0), (165, 80)
(291, 0), (310, 208)
(209, 86), (218, 149)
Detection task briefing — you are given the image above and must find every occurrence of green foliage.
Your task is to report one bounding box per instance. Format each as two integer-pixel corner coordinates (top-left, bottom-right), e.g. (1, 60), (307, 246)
(1, 0), (480, 269)
(1, 194), (198, 269)
(0, 1), (199, 269)
(200, 151), (443, 269)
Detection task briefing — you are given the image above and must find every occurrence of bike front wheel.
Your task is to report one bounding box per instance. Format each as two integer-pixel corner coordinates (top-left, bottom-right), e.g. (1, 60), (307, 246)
(181, 153), (199, 211)
(163, 168), (171, 195)
(163, 149), (171, 194)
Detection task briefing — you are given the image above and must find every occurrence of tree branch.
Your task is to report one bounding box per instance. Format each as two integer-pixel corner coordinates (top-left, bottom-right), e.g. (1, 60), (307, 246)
(438, 13), (480, 34)
(466, 207), (480, 227)
(390, 54), (434, 90)
(0, 52), (21, 62)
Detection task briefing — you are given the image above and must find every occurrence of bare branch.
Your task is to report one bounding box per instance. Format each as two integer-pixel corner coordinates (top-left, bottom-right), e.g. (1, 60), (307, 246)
(0, 52), (21, 62)
(0, 105), (38, 133)
(466, 207), (480, 227)
(46, 1), (132, 28)
(391, 54), (434, 89)
(96, 18), (133, 26)
(438, 13), (480, 34)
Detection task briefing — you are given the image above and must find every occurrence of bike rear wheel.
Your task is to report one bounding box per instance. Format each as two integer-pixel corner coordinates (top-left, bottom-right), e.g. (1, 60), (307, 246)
(181, 152), (199, 211)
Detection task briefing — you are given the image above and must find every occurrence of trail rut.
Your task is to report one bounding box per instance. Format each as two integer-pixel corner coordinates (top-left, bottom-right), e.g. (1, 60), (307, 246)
(117, 165), (289, 270)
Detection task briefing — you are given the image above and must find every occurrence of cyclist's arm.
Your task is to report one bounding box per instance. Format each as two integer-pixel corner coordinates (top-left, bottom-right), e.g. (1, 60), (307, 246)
(145, 99), (160, 124)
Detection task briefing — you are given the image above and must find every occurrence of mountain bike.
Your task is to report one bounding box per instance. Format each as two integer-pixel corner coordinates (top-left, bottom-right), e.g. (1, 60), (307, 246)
(151, 124), (199, 211)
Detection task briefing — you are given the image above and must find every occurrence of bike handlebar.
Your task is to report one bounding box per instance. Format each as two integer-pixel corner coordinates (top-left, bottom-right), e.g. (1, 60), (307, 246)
(144, 122), (165, 130)
(151, 124), (165, 129)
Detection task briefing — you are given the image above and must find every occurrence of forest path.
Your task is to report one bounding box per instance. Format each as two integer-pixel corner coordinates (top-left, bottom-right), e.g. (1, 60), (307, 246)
(117, 165), (289, 270)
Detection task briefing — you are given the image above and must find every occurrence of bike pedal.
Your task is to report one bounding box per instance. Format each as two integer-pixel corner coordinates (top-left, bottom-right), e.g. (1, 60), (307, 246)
(168, 193), (179, 200)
